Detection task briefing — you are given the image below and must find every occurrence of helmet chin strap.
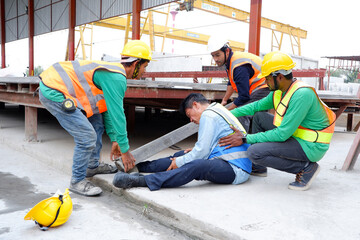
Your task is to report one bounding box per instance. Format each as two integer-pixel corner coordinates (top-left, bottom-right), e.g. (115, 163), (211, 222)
(132, 62), (140, 79)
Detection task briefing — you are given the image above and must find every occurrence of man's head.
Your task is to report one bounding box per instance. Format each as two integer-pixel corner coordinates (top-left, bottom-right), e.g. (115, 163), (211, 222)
(179, 93), (209, 124)
(258, 51), (296, 91)
(208, 36), (231, 67)
(121, 40), (152, 79)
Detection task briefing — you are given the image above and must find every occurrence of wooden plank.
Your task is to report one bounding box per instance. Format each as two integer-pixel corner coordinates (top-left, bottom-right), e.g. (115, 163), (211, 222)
(25, 106), (38, 142)
(342, 126), (360, 171)
(115, 102), (232, 171)
(115, 122), (199, 171)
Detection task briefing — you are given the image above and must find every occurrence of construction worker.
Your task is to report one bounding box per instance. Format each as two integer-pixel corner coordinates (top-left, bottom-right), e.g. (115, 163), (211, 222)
(207, 36), (270, 131)
(219, 52), (336, 191)
(39, 40), (152, 196)
(112, 93), (252, 191)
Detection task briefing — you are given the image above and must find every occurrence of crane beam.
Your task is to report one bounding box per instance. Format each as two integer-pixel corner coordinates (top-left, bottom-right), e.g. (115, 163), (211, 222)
(192, 0), (307, 39)
(93, 16), (245, 51)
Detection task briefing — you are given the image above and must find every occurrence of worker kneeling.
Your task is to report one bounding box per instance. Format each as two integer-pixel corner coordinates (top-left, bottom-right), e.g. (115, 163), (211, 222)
(218, 52), (336, 191)
(113, 93), (252, 190)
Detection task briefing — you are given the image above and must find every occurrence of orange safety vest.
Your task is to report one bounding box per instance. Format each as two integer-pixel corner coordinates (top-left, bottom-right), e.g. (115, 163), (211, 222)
(40, 60), (126, 118)
(273, 80), (336, 144)
(227, 52), (267, 95)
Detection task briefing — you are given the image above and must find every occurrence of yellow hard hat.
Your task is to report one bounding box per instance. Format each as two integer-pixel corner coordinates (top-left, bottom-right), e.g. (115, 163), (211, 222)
(121, 40), (152, 61)
(24, 189), (73, 230)
(258, 51), (296, 78)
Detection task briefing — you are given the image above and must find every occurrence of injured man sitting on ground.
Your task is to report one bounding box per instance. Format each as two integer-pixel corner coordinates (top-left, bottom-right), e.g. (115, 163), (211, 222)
(112, 93), (252, 191)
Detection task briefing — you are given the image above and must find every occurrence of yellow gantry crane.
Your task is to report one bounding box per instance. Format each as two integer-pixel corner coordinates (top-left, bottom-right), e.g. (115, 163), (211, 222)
(72, 0), (307, 60)
(185, 0), (307, 55)
(93, 12), (245, 52)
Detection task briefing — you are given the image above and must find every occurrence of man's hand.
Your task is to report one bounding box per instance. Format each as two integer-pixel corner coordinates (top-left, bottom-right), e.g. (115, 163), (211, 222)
(166, 157), (178, 171)
(184, 148), (192, 153)
(221, 99), (228, 106)
(110, 142), (121, 161)
(121, 151), (136, 172)
(218, 125), (245, 149)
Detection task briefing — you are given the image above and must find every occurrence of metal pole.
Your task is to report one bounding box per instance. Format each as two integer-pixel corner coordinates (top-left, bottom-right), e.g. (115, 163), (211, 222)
(28, 0), (34, 76)
(248, 0), (262, 55)
(1, 0), (5, 68)
(68, 0), (76, 60)
(132, 0), (142, 40)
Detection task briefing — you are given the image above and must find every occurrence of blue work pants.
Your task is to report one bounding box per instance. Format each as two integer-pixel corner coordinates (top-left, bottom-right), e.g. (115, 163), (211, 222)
(39, 92), (104, 183)
(137, 151), (236, 191)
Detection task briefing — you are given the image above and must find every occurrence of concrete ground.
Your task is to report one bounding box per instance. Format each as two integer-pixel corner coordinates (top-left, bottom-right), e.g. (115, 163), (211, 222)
(1, 104), (360, 240)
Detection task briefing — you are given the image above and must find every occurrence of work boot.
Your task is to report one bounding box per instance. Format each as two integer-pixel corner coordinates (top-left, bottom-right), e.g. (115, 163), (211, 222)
(86, 162), (118, 178)
(69, 179), (102, 196)
(250, 164), (268, 177)
(288, 162), (320, 191)
(114, 160), (139, 173)
(112, 172), (147, 189)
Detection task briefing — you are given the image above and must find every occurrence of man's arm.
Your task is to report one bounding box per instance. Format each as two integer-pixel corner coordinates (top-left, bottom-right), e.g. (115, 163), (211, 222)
(94, 70), (135, 171)
(247, 88), (315, 144)
(175, 112), (221, 168)
(102, 111), (122, 160)
(231, 91), (274, 117)
(222, 85), (234, 106)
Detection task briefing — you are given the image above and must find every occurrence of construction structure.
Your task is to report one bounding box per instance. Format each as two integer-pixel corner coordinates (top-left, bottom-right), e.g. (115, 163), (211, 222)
(73, 0), (307, 60)
(0, 0), (359, 172)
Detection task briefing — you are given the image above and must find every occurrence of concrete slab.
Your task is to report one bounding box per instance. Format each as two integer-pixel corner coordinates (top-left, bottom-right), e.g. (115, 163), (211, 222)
(1, 105), (360, 239)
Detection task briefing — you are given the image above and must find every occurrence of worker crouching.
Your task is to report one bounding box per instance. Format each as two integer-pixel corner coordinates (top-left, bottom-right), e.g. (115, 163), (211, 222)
(219, 51), (336, 191)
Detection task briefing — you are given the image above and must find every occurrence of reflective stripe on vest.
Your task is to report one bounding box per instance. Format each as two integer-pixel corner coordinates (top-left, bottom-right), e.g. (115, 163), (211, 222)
(40, 60), (126, 118)
(273, 80), (336, 144)
(205, 102), (247, 135)
(205, 102), (252, 174)
(227, 52), (267, 95)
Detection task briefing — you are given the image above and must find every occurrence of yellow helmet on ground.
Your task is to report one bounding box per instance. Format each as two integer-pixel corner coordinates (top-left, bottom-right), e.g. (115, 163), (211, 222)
(258, 51), (296, 78)
(121, 40), (152, 61)
(24, 188), (73, 231)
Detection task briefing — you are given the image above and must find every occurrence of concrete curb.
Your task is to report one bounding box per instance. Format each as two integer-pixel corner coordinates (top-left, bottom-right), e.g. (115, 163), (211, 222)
(92, 174), (243, 240)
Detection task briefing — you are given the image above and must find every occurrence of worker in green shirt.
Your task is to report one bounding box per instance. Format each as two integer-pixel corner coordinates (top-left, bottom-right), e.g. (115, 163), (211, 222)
(39, 40), (152, 196)
(219, 52), (336, 191)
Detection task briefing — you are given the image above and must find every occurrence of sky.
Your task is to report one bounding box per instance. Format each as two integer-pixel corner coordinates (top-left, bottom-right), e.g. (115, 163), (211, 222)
(3, 0), (360, 74)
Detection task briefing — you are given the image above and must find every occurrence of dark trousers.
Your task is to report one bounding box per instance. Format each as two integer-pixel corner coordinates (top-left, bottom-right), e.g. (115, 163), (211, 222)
(137, 151), (235, 191)
(238, 88), (271, 133)
(247, 112), (310, 174)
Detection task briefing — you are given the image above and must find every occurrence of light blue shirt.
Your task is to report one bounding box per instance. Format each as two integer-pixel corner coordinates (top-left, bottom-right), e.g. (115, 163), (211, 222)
(176, 105), (250, 184)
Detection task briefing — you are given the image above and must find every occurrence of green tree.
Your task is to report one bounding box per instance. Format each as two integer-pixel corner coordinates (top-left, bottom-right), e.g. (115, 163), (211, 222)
(329, 68), (359, 83)
(25, 66), (44, 76)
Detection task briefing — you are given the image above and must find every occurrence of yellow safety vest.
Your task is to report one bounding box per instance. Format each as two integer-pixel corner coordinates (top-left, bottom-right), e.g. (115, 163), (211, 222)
(273, 80), (336, 144)
(40, 60), (126, 118)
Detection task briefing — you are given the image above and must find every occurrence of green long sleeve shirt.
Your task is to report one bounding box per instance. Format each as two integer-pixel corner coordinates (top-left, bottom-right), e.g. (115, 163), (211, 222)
(230, 88), (331, 162)
(39, 70), (130, 153)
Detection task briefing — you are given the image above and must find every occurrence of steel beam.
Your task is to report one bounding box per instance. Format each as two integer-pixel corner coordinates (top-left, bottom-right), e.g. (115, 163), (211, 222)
(132, 0), (142, 40)
(342, 127), (360, 171)
(28, 0), (34, 76)
(248, 0), (262, 55)
(142, 69), (327, 79)
(25, 106), (37, 142)
(0, 92), (43, 108)
(68, 0), (76, 60)
(0, 0), (5, 68)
